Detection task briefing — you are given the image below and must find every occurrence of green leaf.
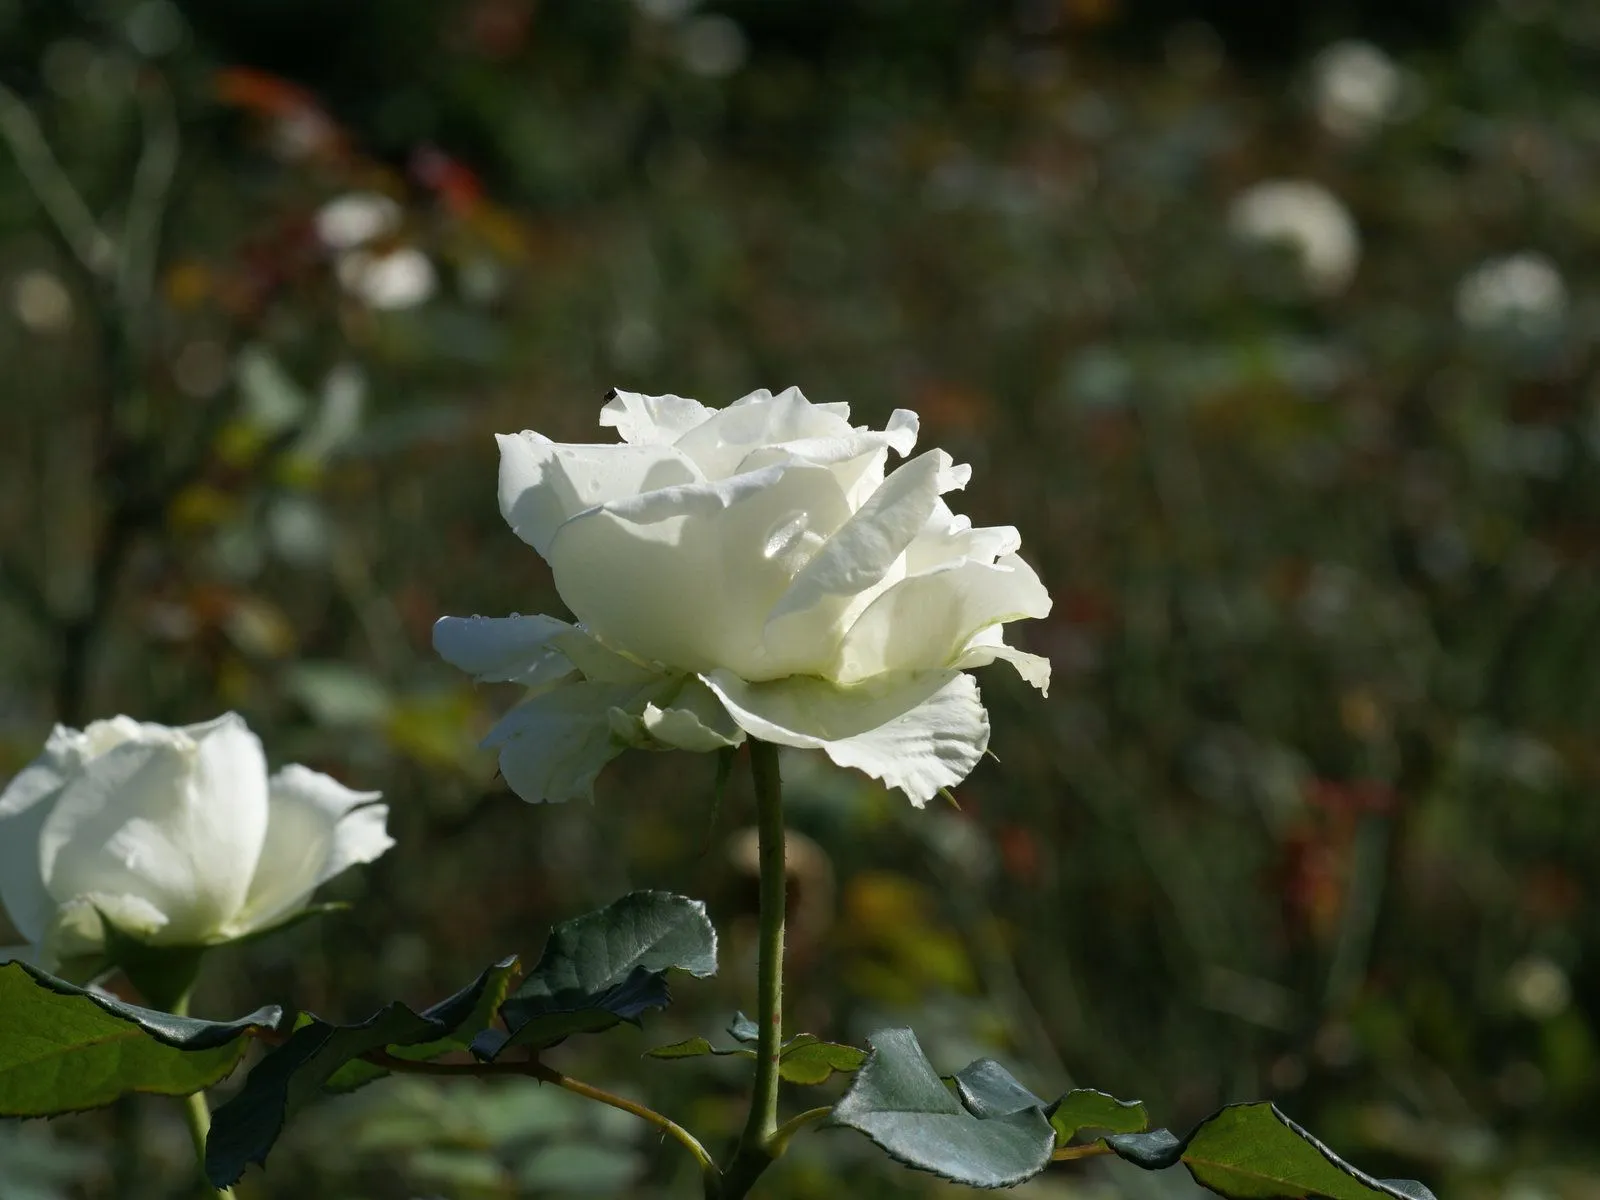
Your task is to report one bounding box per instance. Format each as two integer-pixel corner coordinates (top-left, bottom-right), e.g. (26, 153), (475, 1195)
(829, 1028), (1055, 1188)
(776, 1035), (867, 1085)
(206, 959), (513, 1188)
(698, 744), (738, 855)
(728, 1011), (760, 1043)
(323, 957), (521, 1093)
(0, 962), (281, 1117)
(644, 1035), (754, 1062)
(1105, 1102), (1437, 1200)
(645, 1029), (864, 1084)
(475, 891), (717, 1060)
(1047, 1088), (1149, 1143)
(953, 1058), (1049, 1118)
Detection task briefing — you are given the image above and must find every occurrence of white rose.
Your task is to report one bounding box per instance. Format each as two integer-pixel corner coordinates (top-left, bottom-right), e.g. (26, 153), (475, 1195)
(1454, 252), (1567, 334)
(0, 713), (394, 967)
(435, 387), (1052, 806)
(1310, 40), (1404, 141)
(1229, 179), (1361, 297)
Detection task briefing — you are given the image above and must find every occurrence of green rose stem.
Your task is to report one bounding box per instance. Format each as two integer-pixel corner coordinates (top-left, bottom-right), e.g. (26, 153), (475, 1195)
(722, 738), (788, 1198)
(240, 1037), (720, 1186)
(169, 987), (235, 1200)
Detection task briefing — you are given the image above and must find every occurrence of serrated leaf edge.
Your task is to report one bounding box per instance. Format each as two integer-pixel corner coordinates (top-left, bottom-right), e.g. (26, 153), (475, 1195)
(1105, 1101), (1437, 1200)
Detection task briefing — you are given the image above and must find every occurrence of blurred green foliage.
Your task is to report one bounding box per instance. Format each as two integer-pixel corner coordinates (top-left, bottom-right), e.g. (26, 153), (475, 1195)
(1, 0), (1597, 1196)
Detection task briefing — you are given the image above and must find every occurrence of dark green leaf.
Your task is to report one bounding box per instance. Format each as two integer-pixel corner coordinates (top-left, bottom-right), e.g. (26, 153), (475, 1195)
(1107, 1128), (1184, 1167)
(206, 959), (512, 1188)
(1047, 1088), (1149, 1143)
(0, 961), (281, 1117)
(1105, 1102), (1437, 1200)
(829, 1028), (1054, 1189)
(323, 956), (520, 1093)
(955, 1058), (1048, 1118)
(477, 892), (717, 1059)
(697, 744), (738, 856)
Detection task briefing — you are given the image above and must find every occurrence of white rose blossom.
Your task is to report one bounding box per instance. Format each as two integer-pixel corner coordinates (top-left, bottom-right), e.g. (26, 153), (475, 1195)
(1311, 40), (1404, 140)
(0, 713), (393, 968)
(1229, 179), (1361, 297)
(1455, 252), (1567, 334)
(435, 387), (1053, 807)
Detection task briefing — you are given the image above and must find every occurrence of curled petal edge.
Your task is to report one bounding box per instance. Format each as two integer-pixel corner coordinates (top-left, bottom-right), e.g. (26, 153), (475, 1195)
(700, 669), (990, 806)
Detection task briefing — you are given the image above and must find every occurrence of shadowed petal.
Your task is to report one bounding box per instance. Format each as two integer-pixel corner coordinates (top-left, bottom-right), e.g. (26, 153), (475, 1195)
(701, 669), (990, 805)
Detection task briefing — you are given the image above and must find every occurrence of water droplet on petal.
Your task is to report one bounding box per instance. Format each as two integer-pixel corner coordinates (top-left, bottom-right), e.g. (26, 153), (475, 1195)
(764, 513), (809, 559)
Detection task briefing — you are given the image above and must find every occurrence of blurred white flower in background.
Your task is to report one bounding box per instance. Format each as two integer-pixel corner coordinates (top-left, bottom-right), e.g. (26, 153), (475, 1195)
(678, 14), (746, 77)
(1311, 40), (1404, 140)
(1229, 179), (1361, 296)
(1455, 252), (1567, 334)
(1506, 955), (1571, 1020)
(634, 0), (696, 18)
(314, 191), (403, 250)
(314, 191), (435, 310)
(10, 269), (74, 334)
(336, 247), (437, 310)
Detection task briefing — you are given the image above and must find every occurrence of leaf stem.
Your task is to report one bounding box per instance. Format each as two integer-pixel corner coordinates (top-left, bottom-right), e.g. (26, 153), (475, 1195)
(547, 1071), (718, 1177)
(724, 738), (788, 1196)
(330, 1046), (719, 1184)
(170, 990), (235, 1200)
(769, 1105), (832, 1154)
(1052, 1143), (1115, 1162)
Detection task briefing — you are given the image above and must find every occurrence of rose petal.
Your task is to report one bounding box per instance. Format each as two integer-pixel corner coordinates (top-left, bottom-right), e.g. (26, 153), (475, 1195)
(723, 387), (852, 424)
(548, 465), (851, 680)
(774, 447), (954, 603)
(599, 389), (712, 444)
(672, 388), (860, 479)
(730, 407), (919, 509)
(232, 765), (392, 937)
(485, 680), (662, 802)
(609, 678), (746, 752)
(38, 739), (199, 946)
(548, 628), (662, 684)
(497, 431), (700, 555)
(701, 669), (990, 805)
(0, 745), (74, 946)
(433, 613), (577, 688)
(905, 505), (1021, 573)
(835, 553), (1053, 683)
(47, 892), (170, 961)
(180, 714), (272, 928)
(952, 626), (1052, 694)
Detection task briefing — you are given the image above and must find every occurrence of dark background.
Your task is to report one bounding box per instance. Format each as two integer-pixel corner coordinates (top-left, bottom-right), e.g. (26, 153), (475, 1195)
(1, 0), (1596, 1196)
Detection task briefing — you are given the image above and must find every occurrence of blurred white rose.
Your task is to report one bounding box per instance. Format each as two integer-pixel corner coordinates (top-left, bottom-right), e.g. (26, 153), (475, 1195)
(1454, 252), (1567, 334)
(1230, 179), (1361, 296)
(435, 387), (1052, 805)
(314, 191), (403, 251)
(335, 247), (437, 310)
(0, 714), (393, 968)
(1311, 40), (1403, 140)
(314, 191), (436, 310)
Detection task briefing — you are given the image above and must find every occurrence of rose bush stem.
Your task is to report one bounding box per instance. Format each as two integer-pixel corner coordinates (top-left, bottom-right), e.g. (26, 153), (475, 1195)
(170, 989), (234, 1200)
(546, 1073), (719, 1180)
(724, 739), (787, 1197)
